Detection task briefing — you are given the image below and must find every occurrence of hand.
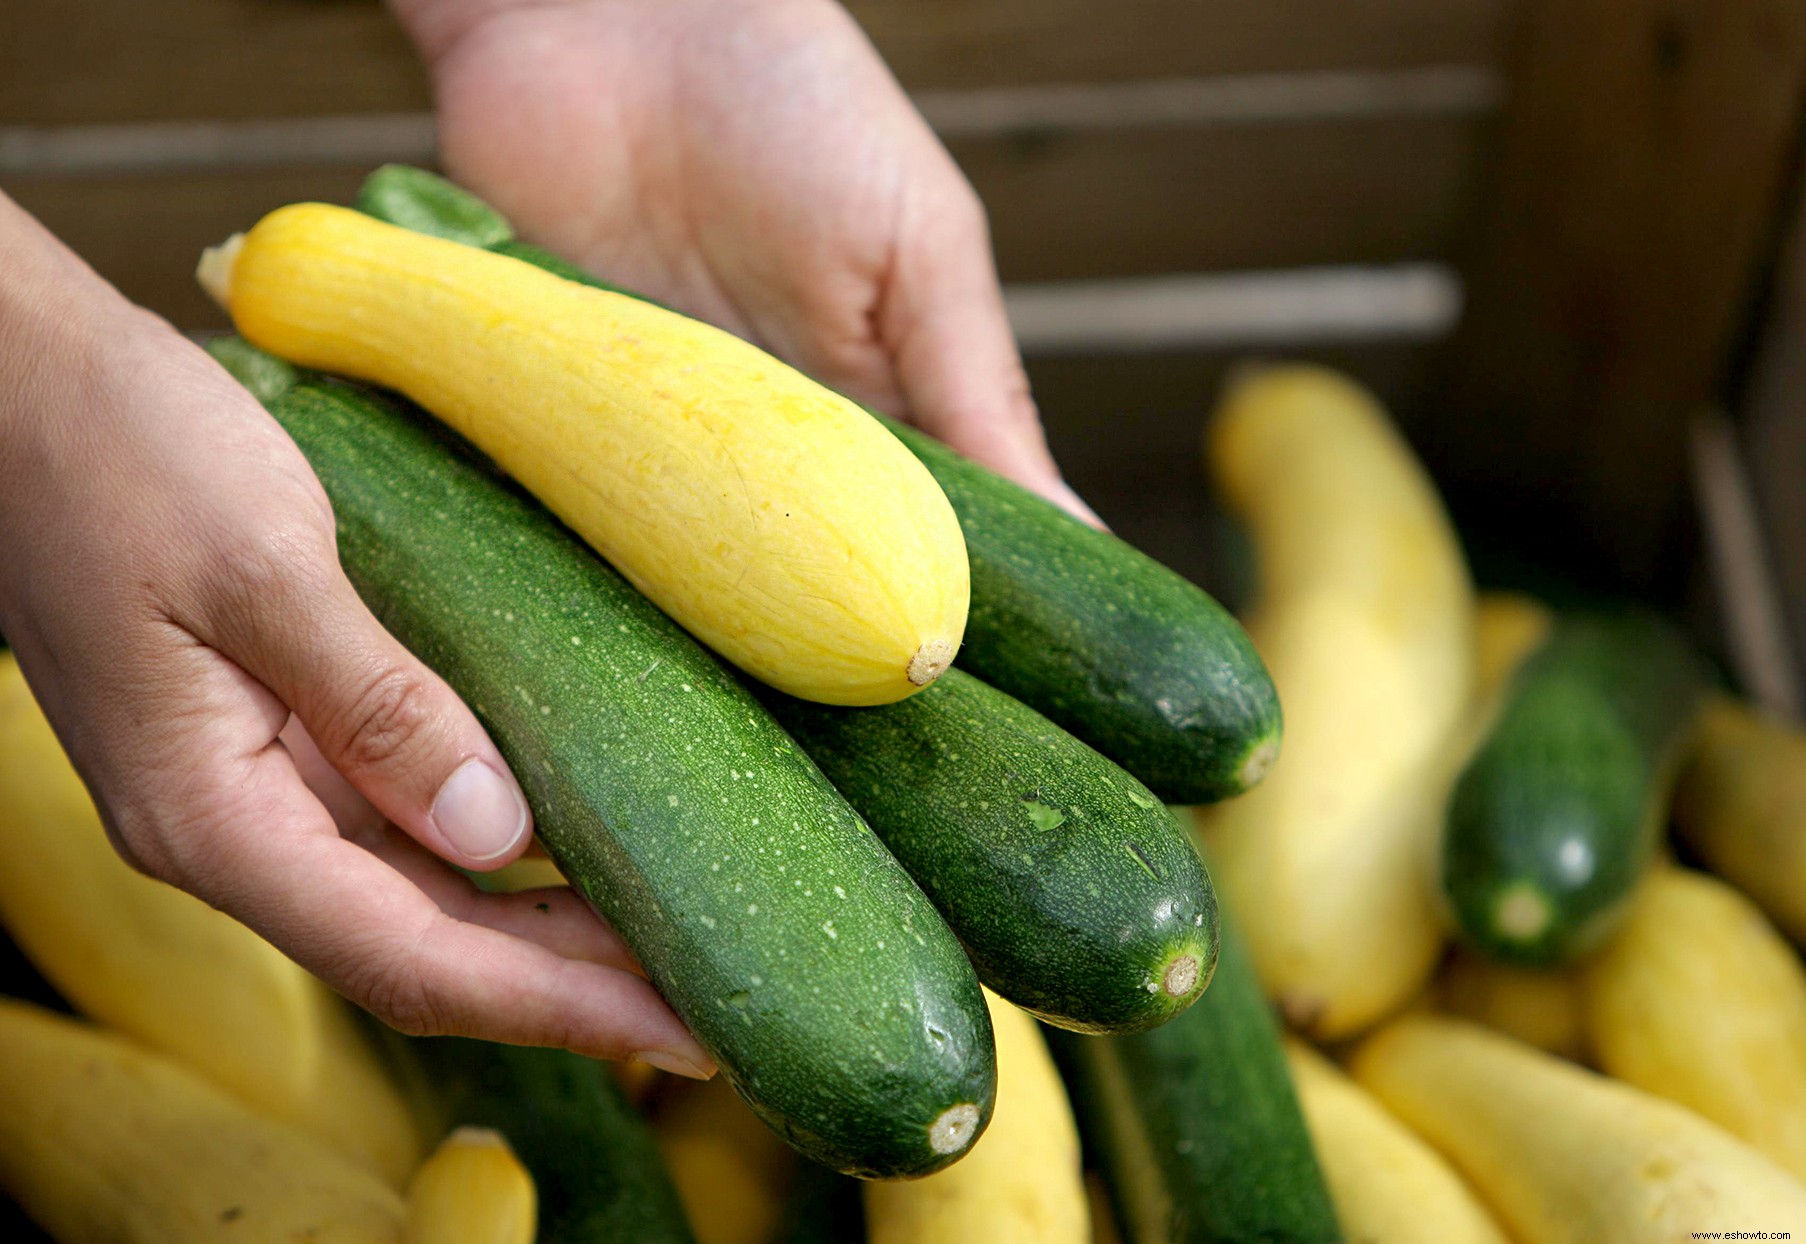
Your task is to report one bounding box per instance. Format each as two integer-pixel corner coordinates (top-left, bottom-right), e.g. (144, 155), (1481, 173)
(394, 0), (1097, 520)
(0, 193), (711, 1077)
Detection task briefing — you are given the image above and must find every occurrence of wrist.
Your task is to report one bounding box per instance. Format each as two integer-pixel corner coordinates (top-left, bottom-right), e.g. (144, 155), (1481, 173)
(0, 195), (134, 427)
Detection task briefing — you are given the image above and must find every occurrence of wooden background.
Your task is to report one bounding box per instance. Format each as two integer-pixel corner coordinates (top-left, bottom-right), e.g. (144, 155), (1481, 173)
(6, 0), (1806, 682)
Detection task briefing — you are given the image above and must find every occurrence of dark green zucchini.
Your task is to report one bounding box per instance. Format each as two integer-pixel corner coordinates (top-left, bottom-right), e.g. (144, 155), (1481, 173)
(875, 419), (1281, 805)
(764, 669), (1217, 1034)
(210, 344), (994, 1180)
(1441, 610), (1707, 965)
(204, 334), (297, 405)
(1049, 889), (1340, 1244)
(353, 165), (1282, 805)
(404, 1038), (696, 1242)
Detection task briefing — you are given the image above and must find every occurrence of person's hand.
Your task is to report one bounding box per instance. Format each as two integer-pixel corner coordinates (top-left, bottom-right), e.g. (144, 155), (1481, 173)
(392, 0), (1096, 519)
(0, 194), (712, 1077)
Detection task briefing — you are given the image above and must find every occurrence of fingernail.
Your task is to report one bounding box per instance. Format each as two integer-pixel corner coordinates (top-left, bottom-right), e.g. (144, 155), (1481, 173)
(633, 1049), (716, 1081)
(431, 759), (528, 863)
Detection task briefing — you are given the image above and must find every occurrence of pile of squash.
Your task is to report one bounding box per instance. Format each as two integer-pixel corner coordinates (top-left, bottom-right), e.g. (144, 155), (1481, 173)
(0, 166), (1803, 1243)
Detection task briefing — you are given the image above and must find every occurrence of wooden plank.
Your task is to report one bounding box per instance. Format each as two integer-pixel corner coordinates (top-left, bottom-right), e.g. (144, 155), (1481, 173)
(847, 0), (1515, 87)
(1431, 0), (1806, 597)
(1690, 415), (1803, 716)
(4, 166), (375, 330)
(1736, 186), (1806, 704)
(8, 113), (1481, 325)
(1, 0), (1512, 127)
(1004, 264), (1461, 354)
(0, 2), (431, 126)
(955, 113), (1484, 281)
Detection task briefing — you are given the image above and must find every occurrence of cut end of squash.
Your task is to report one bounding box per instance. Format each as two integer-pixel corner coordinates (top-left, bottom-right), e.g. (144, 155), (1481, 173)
(1162, 953), (1203, 999)
(907, 638), (958, 688)
(1493, 882), (1554, 945)
(927, 1102), (981, 1156)
(1235, 733), (1281, 792)
(196, 233), (244, 311)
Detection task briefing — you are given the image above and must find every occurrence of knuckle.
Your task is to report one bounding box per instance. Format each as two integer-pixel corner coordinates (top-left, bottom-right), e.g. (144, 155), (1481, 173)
(329, 666), (441, 777)
(938, 179), (991, 243)
(101, 816), (170, 882)
(100, 798), (200, 891)
(203, 517), (337, 621)
(347, 939), (451, 1038)
(996, 369), (1039, 425)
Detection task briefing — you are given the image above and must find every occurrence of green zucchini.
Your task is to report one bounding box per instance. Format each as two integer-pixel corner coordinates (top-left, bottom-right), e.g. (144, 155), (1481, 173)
(1441, 611), (1706, 965)
(356, 163), (514, 248)
(1049, 887), (1340, 1244)
(353, 166), (1282, 805)
(211, 346), (994, 1179)
(402, 1038), (696, 1243)
(204, 334), (298, 405)
(765, 669), (1217, 1034)
(874, 419), (1280, 805)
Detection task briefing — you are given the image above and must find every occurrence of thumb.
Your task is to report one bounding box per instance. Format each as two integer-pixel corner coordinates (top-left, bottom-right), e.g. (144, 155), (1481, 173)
(881, 187), (1104, 529)
(198, 539), (531, 871)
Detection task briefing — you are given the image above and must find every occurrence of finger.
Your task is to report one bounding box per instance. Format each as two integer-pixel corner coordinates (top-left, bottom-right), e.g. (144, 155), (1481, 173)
(279, 714), (384, 841)
(355, 823), (642, 974)
(185, 737), (710, 1075)
(190, 534), (533, 871)
(881, 188), (1105, 528)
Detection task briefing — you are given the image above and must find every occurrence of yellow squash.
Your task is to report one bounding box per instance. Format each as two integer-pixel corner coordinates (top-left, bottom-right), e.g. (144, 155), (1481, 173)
(0, 997), (405, 1242)
(0, 655), (421, 1185)
(1472, 591), (1553, 702)
(654, 1072), (794, 1244)
(1673, 695), (1806, 943)
(1434, 949), (1588, 1062)
(404, 1128), (536, 1244)
(1285, 1038), (1509, 1244)
(866, 989), (1088, 1244)
(201, 204), (968, 705)
(1584, 866), (1806, 1181)
(1351, 1014), (1806, 1243)
(1196, 365), (1475, 1038)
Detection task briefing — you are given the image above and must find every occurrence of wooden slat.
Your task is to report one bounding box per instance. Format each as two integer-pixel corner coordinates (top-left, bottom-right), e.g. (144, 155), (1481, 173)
(1690, 414), (1803, 716)
(1, 0), (1512, 127)
(1431, 0), (1806, 597)
(1004, 264), (1461, 354)
(848, 0), (1515, 87)
(1737, 185), (1806, 705)
(4, 166), (375, 329)
(0, 2), (431, 127)
(958, 113), (1484, 280)
(7, 113), (1482, 326)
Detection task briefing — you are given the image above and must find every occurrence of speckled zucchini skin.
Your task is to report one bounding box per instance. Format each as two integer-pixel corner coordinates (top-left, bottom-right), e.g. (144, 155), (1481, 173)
(352, 166), (1281, 806)
(766, 669), (1217, 1034)
(241, 372), (994, 1179)
(1049, 897), (1340, 1244)
(1442, 611), (1706, 966)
